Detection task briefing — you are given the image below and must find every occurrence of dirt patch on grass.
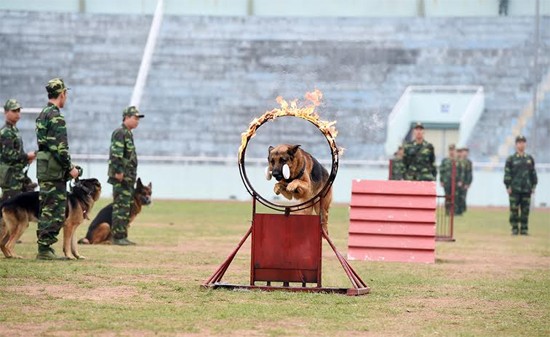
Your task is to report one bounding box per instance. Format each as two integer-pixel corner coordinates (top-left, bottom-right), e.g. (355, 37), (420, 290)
(5, 284), (150, 302)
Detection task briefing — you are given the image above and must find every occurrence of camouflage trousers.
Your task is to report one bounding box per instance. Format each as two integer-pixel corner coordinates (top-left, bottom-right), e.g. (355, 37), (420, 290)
(443, 185), (452, 214)
(509, 193), (531, 230)
(112, 181), (134, 240)
(36, 180), (67, 247)
(455, 187), (467, 215)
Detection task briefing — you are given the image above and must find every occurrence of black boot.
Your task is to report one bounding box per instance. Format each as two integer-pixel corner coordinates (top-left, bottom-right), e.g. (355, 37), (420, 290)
(36, 245), (67, 260)
(111, 235), (136, 246)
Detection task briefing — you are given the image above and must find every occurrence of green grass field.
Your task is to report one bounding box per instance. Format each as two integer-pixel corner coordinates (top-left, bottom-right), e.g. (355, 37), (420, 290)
(0, 200), (548, 336)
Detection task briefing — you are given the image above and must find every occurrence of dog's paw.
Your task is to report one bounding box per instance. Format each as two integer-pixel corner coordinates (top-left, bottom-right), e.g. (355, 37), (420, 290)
(274, 183), (283, 195)
(76, 255), (86, 260)
(286, 181), (300, 194)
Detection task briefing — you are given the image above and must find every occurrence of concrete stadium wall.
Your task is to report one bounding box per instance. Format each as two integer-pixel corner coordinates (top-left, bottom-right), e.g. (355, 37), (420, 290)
(1, 11), (549, 163)
(22, 160), (550, 207)
(2, 0), (550, 17)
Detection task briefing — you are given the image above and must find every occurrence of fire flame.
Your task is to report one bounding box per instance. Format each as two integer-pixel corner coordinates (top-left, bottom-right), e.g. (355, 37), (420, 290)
(238, 90), (341, 161)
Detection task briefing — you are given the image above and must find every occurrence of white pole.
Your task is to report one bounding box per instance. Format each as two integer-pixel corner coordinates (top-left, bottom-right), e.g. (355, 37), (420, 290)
(130, 0), (164, 108)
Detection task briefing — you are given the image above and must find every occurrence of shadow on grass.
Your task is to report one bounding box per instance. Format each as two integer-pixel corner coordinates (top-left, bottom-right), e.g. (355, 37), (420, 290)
(435, 258), (468, 264)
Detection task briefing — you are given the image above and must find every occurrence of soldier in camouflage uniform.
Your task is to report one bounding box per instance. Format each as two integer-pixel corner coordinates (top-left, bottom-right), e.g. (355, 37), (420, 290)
(390, 146), (405, 180)
(439, 144), (463, 214)
(0, 99), (36, 202)
(454, 148), (466, 215)
(108, 106), (144, 246)
(459, 147), (473, 214)
(35, 78), (80, 260)
(504, 135), (537, 235)
(403, 122), (436, 181)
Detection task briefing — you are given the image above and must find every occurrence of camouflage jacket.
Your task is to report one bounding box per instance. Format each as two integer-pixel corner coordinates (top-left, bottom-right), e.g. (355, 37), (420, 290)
(390, 158), (405, 180)
(35, 102), (72, 171)
(504, 152), (537, 194)
(440, 158), (465, 187)
(403, 140), (436, 181)
(0, 122), (28, 182)
(108, 124), (137, 185)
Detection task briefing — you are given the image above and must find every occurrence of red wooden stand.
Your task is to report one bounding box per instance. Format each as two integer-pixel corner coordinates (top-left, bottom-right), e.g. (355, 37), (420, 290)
(203, 199), (369, 296)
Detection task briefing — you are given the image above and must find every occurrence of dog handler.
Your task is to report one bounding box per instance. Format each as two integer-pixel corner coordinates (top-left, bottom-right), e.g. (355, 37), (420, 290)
(35, 78), (80, 260)
(0, 99), (36, 202)
(108, 106), (144, 246)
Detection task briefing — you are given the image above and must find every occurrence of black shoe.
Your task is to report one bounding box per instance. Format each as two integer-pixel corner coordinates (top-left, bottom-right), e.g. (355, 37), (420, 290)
(520, 230), (529, 236)
(36, 246), (68, 260)
(112, 238), (137, 246)
(511, 228), (519, 236)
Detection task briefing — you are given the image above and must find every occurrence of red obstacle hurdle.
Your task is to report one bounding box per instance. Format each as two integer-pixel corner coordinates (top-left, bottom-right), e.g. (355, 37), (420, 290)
(203, 198), (370, 296)
(348, 180), (437, 263)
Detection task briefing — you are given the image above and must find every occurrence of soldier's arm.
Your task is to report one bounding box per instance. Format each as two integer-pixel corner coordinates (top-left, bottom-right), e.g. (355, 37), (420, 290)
(403, 144), (416, 170)
(467, 161), (473, 184)
(0, 131), (27, 165)
(439, 160), (446, 183)
(503, 157), (512, 188)
(48, 113), (73, 171)
(429, 145), (437, 177)
(530, 156), (537, 190)
(110, 129), (126, 175)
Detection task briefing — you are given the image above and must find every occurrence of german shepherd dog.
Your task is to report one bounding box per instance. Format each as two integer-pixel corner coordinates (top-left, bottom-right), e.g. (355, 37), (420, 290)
(267, 144), (332, 233)
(0, 178), (101, 259)
(78, 178), (152, 244)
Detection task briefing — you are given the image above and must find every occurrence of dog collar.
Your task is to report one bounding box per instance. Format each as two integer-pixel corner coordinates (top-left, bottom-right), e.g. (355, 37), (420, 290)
(283, 165), (305, 183)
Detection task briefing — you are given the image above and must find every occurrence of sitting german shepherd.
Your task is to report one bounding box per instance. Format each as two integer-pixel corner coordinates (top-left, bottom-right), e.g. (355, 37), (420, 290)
(0, 178), (101, 259)
(78, 178), (152, 244)
(267, 144), (332, 233)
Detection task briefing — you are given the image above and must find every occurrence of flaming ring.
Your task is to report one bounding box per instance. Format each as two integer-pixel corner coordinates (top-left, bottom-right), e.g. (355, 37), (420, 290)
(238, 94), (340, 213)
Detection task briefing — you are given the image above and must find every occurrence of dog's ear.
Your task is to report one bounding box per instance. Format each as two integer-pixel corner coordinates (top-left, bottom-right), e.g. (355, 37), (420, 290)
(148, 182), (152, 189)
(287, 144), (301, 156)
(136, 178), (143, 189)
(268, 146), (274, 156)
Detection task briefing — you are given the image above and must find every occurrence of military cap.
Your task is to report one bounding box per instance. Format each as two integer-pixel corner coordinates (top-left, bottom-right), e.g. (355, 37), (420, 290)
(448, 144), (456, 150)
(3, 98), (21, 111)
(45, 77), (70, 94)
(413, 122), (424, 129)
(122, 106), (145, 118)
(515, 135), (527, 143)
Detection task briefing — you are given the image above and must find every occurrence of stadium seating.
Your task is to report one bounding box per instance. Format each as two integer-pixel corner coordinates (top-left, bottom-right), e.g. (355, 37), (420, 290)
(0, 11), (548, 162)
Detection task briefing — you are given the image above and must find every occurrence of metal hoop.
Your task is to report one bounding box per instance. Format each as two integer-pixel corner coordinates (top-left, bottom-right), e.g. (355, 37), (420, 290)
(238, 115), (339, 213)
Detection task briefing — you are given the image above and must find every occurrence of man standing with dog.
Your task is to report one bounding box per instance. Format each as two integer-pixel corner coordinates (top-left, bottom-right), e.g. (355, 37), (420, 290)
(0, 99), (36, 202)
(403, 122), (436, 181)
(35, 78), (80, 260)
(108, 106), (144, 246)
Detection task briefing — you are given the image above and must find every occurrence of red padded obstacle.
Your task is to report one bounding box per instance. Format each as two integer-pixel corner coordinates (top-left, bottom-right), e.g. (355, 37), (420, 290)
(203, 198), (370, 295)
(348, 180), (437, 263)
(252, 214), (322, 285)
